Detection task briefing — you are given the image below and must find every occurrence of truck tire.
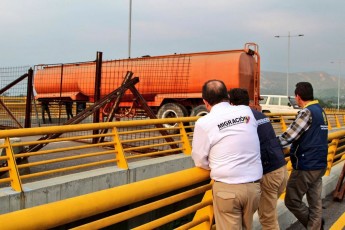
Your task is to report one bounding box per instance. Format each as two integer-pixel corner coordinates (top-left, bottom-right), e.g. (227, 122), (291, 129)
(157, 103), (188, 133)
(190, 105), (208, 117)
(190, 105), (208, 127)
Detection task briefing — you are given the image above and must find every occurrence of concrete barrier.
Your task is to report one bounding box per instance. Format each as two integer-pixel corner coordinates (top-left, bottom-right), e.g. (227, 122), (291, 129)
(0, 154), (194, 214)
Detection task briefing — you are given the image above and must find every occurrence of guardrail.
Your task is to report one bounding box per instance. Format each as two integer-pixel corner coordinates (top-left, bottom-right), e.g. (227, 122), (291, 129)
(0, 117), (195, 192)
(2, 95), (345, 128)
(1, 113), (345, 192)
(0, 126), (344, 229)
(264, 111), (345, 135)
(0, 167), (212, 229)
(1, 116), (345, 229)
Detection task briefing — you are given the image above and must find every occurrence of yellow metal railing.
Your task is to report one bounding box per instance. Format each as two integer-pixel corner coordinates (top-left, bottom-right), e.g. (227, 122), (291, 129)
(0, 117), (196, 192)
(1, 118), (345, 229)
(1, 129), (345, 230)
(1, 113), (345, 192)
(265, 111), (345, 134)
(1, 95), (345, 128)
(0, 167), (211, 230)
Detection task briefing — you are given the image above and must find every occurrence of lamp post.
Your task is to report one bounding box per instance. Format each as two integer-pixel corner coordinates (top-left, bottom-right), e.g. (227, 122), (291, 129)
(274, 32), (304, 96)
(331, 61), (342, 111)
(128, 0), (132, 58)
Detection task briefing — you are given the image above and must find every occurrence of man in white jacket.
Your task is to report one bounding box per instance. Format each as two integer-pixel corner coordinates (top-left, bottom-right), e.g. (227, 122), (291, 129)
(192, 80), (262, 230)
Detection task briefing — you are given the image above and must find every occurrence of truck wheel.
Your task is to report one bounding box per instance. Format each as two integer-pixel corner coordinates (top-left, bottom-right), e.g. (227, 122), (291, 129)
(157, 103), (188, 133)
(190, 105), (208, 117)
(190, 105), (208, 127)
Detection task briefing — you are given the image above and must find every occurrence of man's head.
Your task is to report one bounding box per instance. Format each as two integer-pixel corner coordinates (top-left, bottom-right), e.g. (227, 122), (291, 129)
(202, 80), (228, 106)
(295, 82), (314, 101)
(228, 88), (250, 106)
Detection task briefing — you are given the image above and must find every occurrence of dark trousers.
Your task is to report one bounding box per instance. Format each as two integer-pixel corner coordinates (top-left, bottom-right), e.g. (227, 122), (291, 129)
(284, 168), (326, 230)
(41, 105), (52, 123)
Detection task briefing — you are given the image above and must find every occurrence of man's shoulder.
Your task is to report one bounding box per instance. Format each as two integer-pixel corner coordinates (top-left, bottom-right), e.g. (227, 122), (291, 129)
(195, 112), (216, 127)
(250, 108), (267, 119)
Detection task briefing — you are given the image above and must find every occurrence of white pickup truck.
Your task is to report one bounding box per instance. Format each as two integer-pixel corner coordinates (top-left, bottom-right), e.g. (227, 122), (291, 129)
(260, 95), (300, 113)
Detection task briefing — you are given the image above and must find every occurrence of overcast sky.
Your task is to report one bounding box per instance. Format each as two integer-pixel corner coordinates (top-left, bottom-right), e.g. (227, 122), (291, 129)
(1, 0), (344, 75)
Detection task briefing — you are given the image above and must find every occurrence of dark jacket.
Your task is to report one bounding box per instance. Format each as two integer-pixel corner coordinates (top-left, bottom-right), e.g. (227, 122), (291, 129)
(290, 103), (328, 170)
(251, 109), (286, 174)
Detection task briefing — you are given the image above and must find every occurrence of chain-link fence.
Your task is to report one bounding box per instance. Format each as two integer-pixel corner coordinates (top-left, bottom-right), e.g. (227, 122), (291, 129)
(1, 53), (191, 147)
(0, 66), (34, 129)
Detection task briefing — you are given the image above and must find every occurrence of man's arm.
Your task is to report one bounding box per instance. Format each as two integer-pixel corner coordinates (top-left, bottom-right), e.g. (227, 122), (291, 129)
(191, 124), (211, 170)
(278, 109), (312, 146)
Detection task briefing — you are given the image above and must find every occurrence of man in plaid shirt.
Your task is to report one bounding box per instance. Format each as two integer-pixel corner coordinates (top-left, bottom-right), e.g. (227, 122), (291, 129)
(278, 82), (328, 229)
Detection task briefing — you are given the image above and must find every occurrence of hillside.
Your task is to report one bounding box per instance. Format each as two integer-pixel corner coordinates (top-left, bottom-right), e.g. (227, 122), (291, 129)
(260, 71), (343, 102)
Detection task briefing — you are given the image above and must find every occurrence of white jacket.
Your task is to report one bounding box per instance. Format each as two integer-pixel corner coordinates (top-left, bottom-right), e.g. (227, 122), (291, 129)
(192, 102), (262, 184)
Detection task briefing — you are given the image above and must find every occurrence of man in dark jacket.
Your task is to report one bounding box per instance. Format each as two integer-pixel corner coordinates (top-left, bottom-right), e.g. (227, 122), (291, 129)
(229, 88), (288, 230)
(278, 82), (328, 229)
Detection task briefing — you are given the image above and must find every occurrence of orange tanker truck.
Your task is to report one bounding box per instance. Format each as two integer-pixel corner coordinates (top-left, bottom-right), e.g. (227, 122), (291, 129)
(34, 43), (260, 119)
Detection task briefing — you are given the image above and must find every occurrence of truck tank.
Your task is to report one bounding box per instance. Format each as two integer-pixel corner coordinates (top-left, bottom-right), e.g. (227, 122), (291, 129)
(34, 43), (260, 119)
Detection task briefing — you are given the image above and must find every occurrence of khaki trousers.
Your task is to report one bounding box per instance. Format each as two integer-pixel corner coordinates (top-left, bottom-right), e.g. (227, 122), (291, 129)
(213, 181), (261, 230)
(258, 165), (288, 230)
(284, 168), (326, 230)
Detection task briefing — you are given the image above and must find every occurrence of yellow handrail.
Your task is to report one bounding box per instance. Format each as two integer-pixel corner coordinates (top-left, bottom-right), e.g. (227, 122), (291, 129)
(1, 116), (345, 229)
(1, 114), (345, 192)
(0, 117), (198, 191)
(0, 167), (210, 230)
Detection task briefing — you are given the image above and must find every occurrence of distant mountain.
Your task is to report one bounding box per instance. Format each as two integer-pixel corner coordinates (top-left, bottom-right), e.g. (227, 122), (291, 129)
(260, 71), (343, 100)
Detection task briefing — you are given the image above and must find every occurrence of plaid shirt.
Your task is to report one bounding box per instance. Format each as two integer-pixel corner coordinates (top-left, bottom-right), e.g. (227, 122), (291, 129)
(278, 108), (312, 146)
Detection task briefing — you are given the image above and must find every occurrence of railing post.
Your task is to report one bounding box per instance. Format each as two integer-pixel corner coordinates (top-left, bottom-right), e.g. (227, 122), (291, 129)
(111, 127), (128, 169)
(335, 114), (341, 128)
(328, 116), (332, 130)
(24, 68), (33, 128)
(179, 122), (192, 155)
(279, 148), (292, 200)
(325, 139), (339, 176)
(4, 137), (22, 192)
(280, 115), (287, 132)
(93, 51), (103, 143)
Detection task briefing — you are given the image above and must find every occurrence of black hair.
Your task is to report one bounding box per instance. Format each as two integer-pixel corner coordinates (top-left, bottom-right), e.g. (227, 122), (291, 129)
(228, 88), (250, 106)
(295, 82), (314, 101)
(202, 80), (229, 106)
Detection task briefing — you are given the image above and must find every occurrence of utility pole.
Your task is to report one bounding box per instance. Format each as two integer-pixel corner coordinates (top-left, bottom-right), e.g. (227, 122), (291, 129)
(331, 61), (343, 111)
(128, 0), (132, 58)
(275, 32), (304, 96)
